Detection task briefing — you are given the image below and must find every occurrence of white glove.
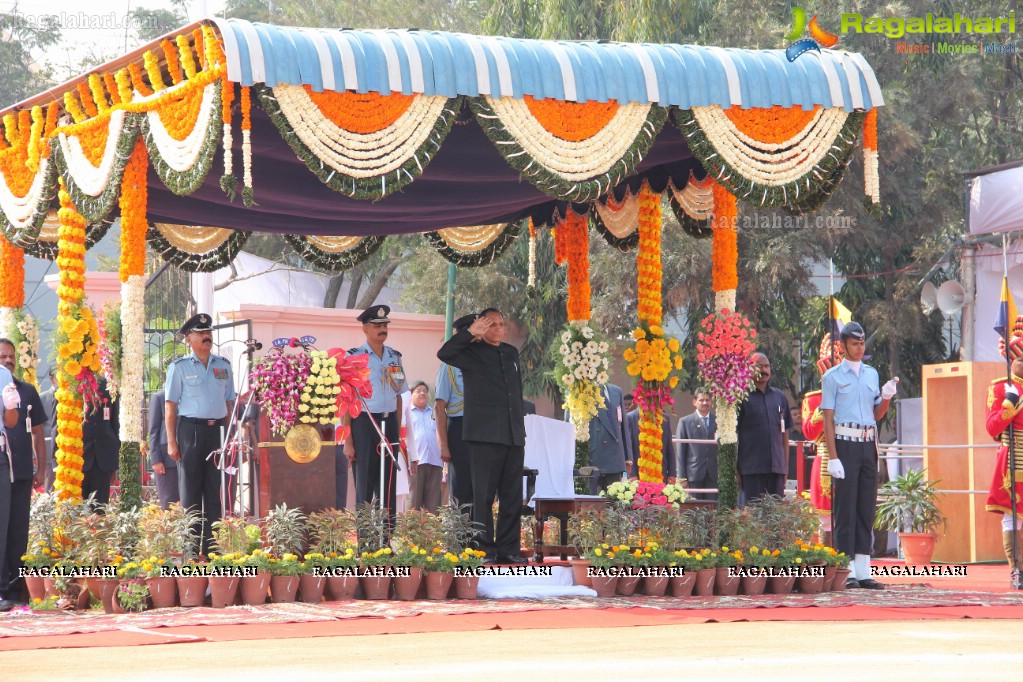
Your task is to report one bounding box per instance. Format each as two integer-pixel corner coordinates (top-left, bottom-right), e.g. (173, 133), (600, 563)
(881, 377), (899, 401)
(827, 458), (845, 480)
(2, 383), (20, 410)
(1005, 383), (1020, 406)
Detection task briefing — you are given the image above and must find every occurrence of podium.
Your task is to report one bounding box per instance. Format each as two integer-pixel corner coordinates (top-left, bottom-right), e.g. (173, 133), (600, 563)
(257, 420), (336, 517)
(922, 362), (1004, 562)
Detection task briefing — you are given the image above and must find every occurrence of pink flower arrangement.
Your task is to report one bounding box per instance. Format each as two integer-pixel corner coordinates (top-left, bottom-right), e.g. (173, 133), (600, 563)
(249, 349), (313, 436)
(696, 309), (757, 406)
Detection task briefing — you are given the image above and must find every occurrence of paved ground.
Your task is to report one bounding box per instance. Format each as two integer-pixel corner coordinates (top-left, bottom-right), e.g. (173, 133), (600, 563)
(5, 619), (1023, 681)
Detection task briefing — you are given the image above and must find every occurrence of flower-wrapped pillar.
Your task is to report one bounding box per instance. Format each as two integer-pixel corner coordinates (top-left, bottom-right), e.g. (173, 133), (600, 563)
(552, 209), (611, 441)
(624, 184), (683, 482)
(116, 139), (149, 509)
(708, 180), (744, 508)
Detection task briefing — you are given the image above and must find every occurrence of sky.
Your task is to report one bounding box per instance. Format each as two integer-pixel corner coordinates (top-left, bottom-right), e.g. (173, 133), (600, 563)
(2, 0), (226, 82)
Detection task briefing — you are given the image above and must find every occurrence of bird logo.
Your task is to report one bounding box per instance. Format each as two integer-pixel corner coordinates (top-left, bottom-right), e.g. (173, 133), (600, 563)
(784, 7), (840, 61)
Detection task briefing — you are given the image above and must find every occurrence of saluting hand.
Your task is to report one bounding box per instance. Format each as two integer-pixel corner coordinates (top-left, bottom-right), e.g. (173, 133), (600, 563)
(467, 317), (491, 339)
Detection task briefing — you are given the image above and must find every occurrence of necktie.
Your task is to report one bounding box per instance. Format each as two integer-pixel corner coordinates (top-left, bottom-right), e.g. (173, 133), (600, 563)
(703, 416), (710, 430)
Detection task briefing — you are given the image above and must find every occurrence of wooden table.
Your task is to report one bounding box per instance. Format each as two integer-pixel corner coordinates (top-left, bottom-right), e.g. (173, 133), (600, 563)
(532, 496), (611, 561)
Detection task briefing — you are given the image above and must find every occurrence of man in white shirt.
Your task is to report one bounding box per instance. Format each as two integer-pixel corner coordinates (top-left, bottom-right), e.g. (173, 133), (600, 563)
(408, 381), (443, 513)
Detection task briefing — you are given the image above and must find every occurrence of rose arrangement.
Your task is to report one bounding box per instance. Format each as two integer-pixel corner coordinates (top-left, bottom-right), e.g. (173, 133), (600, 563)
(552, 322), (611, 441)
(695, 309), (757, 407)
(600, 480), (687, 510)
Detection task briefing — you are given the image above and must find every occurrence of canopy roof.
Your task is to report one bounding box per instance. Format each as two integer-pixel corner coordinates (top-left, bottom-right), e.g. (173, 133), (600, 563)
(0, 19), (883, 271)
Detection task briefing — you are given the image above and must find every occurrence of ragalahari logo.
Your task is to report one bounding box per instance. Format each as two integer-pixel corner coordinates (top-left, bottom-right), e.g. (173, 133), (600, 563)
(784, 7), (840, 61)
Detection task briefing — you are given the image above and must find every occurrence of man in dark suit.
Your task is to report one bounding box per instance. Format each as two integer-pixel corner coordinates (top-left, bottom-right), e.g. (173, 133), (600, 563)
(82, 379), (120, 507)
(585, 384), (633, 492)
(674, 388), (718, 500)
(147, 390), (179, 509)
(437, 308), (527, 564)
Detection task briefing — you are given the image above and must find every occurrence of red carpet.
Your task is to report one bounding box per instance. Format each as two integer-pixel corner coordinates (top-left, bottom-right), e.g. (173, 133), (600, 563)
(2, 561), (1020, 651)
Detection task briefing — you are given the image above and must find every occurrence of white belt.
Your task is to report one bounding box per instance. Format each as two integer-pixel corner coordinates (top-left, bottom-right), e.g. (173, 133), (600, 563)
(835, 424), (875, 441)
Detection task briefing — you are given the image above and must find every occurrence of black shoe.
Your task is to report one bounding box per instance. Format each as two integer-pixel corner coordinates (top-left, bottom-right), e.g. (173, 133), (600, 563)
(845, 578), (861, 589)
(498, 555), (529, 565)
(858, 578), (884, 590)
(0, 599), (17, 612)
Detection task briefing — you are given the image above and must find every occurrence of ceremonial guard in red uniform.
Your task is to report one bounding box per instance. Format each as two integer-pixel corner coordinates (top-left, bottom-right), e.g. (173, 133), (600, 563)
(985, 317), (1023, 570)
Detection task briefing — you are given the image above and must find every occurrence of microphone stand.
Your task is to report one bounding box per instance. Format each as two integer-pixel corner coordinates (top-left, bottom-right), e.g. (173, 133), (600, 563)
(355, 391), (401, 547)
(207, 340), (260, 517)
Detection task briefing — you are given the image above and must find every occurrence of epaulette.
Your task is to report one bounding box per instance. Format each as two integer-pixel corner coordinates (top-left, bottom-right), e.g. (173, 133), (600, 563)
(170, 356), (188, 365)
(392, 348), (402, 357)
(348, 347), (363, 355)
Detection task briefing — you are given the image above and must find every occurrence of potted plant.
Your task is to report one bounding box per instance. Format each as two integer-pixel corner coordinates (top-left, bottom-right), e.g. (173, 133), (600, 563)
(174, 558), (209, 608)
(423, 548), (457, 600)
(264, 503), (308, 558)
(391, 545), (428, 600)
(567, 507), (605, 586)
(239, 549), (272, 605)
(359, 547), (395, 600)
(298, 552), (329, 603)
(452, 548), (486, 599)
(136, 503), (202, 567)
(269, 553), (303, 602)
(875, 469), (948, 565)
(206, 552), (243, 607)
(585, 543), (626, 597)
(307, 508), (357, 555)
(739, 547), (775, 596)
(692, 549), (717, 597)
(668, 550), (699, 597)
(115, 561), (150, 613)
(640, 542), (674, 596)
(714, 547), (742, 596)
(139, 556), (176, 608)
(324, 546), (360, 601)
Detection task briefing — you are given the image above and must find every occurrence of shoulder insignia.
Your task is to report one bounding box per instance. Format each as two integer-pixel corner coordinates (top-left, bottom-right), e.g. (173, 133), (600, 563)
(391, 348), (403, 358)
(348, 347), (363, 355)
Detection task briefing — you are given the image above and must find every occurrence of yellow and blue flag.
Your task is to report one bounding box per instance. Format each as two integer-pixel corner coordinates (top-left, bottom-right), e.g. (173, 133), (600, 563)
(829, 296), (853, 338)
(995, 277), (1018, 338)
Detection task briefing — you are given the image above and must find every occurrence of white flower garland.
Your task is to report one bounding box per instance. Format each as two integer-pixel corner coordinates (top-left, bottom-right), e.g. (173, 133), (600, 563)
(669, 179), (714, 220)
(222, 119), (234, 178)
(715, 400), (737, 445)
(242, 127), (253, 195)
(57, 111), (127, 198)
(0, 307), (13, 341)
(299, 350), (342, 426)
(0, 156), (51, 230)
(435, 224), (507, 253)
(273, 85), (449, 178)
(145, 80), (218, 173)
(527, 228), (536, 288)
(864, 148), (879, 204)
(690, 106), (849, 186)
(15, 313), (40, 375)
(594, 190), (640, 238)
(715, 288), (736, 312)
(485, 97), (652, 181)
(118, 275), (145, 442)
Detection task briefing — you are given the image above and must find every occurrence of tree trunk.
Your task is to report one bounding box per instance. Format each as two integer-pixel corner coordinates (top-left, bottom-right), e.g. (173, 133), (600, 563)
(345, 265), (366, 309)
(324, 272), (345, 308)
(356, 259), (401, 309)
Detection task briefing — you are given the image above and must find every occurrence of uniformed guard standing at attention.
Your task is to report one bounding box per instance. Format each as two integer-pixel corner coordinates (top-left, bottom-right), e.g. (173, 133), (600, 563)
(821, 321), (897, 590)
(164, 314), (236, 555)
(342, 305), (408, 522)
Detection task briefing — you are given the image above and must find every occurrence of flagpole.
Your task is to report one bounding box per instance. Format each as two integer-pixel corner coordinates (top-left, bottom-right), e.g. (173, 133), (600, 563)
(829, 259), (835, 365)
(1003, 234), (1021, 589)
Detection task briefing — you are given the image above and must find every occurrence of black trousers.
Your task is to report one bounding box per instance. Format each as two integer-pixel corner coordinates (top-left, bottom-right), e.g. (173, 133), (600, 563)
(447, 417), (473, 509)
(688, 475), (718, 502)
(176, 420), (224, 555)
(741, 473), (785, 504)
(0, 468), (32, 596)
(82, 466), (114, 507)
(832, 439), (878, 557)
(469, 440), (524, 558)
(352, 412), (399, 521)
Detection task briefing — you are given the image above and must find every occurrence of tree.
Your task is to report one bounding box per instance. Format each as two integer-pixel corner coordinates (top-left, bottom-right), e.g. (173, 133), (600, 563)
(129, 7), (189, 42)
(0, 6), (61, 108)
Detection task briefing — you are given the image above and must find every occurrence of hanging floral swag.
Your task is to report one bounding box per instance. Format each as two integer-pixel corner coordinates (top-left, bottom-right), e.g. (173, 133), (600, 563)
(551, 322), (611, 441)
(148, 224), (251, 272)
(425, 222), (521, 268)
(283, 234), (385, 273)
(23, 217), (114, 261)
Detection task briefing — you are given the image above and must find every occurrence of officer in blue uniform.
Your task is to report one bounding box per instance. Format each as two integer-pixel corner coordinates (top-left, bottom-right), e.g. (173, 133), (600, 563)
(822, 321), (897, 589)
(164, 314), (235, 555)
(436, 314), (474, 508)
(343, 305), (408, 522)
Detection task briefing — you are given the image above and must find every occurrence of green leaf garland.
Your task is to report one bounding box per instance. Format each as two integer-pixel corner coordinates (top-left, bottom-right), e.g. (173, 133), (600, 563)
(0, 159), (57, 247)
(283, 234), (386, 272)
(147, 225), (251, 272)
(140, 80), (222, 197)
(424, 222), (521, 267)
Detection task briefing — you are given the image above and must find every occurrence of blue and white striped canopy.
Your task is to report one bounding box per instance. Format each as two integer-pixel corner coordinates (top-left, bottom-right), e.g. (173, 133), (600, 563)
(210, 18), (884, 112)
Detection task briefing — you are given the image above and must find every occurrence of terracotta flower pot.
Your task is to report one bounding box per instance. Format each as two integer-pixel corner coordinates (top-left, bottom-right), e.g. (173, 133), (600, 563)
(299, 574), (326, 603)
(767, 574), (796, 595)
(740, 574), (767, 596)
(642, 574), (670, 597)
(693, 568), (716, 596)
(616, 572), (641, 596)
(24, 575), (45, 602)
(832, 568), (852, 591)
(569, 558), (592, 587)
(209, 575), (240, 608)
(270, 575), (300, 603)
(589, 573), (617, 597)
(453, 575), (480, 600)
(113, 580), (149, 613)
(42, 577), (57, 599)
(425, 571), (454, 600)
(670, 572), (696, 597)
(797, 565), (827, 594)
(147, 576), (178, 609)
(392, 568), (423, 601)
(326, 574), (360, 601)
(900, 532), (937, 565)
(714, 567), (740, 596)
(73, 579), (91, 610)
(823, 565), (839, 592)
(87, 577), (120, 614)
(239, 573), (270, 605)
(361, 575), (392, 600)
(176, 575), (208, 607)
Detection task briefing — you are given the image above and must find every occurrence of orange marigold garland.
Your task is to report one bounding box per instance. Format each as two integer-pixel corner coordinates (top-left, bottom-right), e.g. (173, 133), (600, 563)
(0, 235), (26, 344)
(625, 183), (683, 482)
(554, 209), (590, 322)
(220, 78), (237, 198)
(863, 108), (880, 210)
(711, 180), (738, 298)
(162, 39), (183, 84)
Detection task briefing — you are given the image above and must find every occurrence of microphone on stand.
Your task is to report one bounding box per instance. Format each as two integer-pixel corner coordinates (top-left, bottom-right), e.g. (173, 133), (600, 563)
(244, 339), (263, 356)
